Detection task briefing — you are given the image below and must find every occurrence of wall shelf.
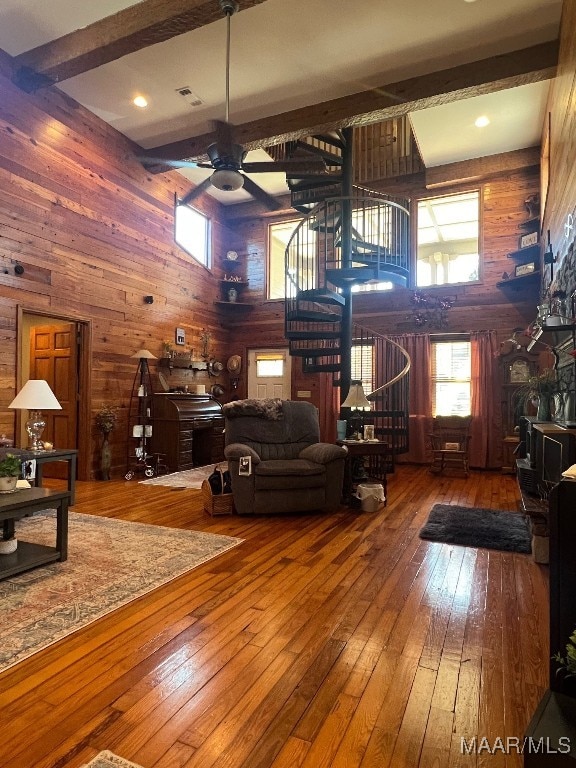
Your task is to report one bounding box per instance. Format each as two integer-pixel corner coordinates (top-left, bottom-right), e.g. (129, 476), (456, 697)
(496, 270), (540, 289)
(507, 243), (540, 260)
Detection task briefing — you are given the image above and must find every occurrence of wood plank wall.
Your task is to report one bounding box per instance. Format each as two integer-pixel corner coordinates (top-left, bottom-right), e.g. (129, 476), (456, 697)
(0, 52), (236, 479)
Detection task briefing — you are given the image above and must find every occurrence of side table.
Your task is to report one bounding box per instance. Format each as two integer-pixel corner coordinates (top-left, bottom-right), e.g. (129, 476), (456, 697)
(0, 487), (70, 579)
(336, 440), (389, 503)
(3, 448), (78, 505)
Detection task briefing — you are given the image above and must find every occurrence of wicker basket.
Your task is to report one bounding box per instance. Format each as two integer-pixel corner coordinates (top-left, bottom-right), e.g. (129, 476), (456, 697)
(202, 479), (235, 516)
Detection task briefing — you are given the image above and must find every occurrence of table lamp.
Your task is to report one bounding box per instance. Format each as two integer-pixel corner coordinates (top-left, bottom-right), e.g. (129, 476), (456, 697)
(341, 380), (371, 439)
(9, 379), (62, 451)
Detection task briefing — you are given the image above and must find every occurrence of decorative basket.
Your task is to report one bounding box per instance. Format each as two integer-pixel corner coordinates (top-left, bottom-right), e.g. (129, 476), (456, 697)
(201, 479), (234, 516)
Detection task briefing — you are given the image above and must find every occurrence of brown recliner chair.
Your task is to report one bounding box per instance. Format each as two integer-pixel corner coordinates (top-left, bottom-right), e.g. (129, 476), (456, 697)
(223, 399), (348, 515)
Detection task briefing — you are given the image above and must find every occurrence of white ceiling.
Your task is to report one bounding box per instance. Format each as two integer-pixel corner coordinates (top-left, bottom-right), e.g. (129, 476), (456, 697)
(0, 0), (563, 203)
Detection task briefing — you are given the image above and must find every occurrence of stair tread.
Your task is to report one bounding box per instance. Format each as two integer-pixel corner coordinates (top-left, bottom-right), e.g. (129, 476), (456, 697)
(286, 310), (341, 322)
(297, 288), (345, 306)
(303, 363), (342, 373)
(290, 347), (341, 357)
(286, 330), (342, 340)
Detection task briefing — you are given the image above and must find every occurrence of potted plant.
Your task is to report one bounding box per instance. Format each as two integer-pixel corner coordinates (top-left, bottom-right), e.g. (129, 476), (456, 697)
(0, 453), (22, 493)
(553, 625), (576, 697)
(514, 368), (559, 421)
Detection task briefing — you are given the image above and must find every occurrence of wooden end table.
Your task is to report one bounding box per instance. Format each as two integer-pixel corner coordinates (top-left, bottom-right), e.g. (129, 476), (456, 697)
(336, 439), (390, 503)
(0, 487), (70, 580)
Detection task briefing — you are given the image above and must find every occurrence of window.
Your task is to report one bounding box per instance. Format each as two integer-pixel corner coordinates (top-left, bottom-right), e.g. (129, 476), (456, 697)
(174, 202), (211, 268)
(417, 191), (479, 287)
(351, 341), (374, 396)
(431, 340), (471, 416)
(255, 354), (284, 378)
(268, 219), (316, 299)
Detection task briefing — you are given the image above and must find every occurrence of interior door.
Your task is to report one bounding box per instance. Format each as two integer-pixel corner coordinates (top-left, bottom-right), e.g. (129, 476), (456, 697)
(247, 349), (292, 400)
(29, 323), (79, 455)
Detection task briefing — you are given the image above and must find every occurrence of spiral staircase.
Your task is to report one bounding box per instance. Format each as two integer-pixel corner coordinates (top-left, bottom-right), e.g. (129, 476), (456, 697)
(281, 128), (412, 458)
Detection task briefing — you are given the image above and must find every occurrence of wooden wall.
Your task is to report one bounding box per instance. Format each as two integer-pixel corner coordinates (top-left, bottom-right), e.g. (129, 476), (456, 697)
(0, 51), (236, 479)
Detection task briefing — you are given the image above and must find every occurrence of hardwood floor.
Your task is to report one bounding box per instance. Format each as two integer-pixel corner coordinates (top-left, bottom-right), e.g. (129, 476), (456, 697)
(0, 466), (548, 768)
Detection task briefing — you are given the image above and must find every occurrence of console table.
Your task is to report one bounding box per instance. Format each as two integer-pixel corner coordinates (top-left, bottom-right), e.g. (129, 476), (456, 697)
(0, 487), (70, 579)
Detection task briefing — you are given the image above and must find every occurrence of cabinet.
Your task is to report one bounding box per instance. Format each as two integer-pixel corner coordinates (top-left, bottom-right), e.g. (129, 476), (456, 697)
(150, 393), (224, 472)
(524, 480), (576, 766)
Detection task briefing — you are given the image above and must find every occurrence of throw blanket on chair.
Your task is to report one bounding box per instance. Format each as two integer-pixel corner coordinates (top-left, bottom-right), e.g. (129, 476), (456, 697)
(223, 398), (284, 421)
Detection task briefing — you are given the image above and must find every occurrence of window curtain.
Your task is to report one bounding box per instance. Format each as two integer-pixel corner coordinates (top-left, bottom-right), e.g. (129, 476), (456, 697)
(388, 333), (432, 463)
(319, 371), (340, 443)
(470, 330), (502, 469)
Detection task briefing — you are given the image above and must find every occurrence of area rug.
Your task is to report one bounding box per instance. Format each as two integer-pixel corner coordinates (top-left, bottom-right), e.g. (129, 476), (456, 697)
(81, 752), (143, 768)
(139, 462), (226, 489)
(0, 512), (242, 673)
(419, 504), (532, 554)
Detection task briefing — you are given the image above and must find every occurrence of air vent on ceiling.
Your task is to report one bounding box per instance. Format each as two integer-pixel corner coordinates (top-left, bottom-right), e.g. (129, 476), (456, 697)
(175, 86), (203, 107)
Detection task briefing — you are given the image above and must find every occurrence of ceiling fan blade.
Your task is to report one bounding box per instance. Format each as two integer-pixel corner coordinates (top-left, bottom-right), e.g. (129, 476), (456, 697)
(179, 176), (213, 206)
(241, 175), (283, 211)
(242, 159), (327, 174)
(138, 155), (211, 170)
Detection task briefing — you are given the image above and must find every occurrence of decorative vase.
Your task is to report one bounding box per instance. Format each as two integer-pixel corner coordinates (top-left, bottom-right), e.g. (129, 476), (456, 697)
(0, 537), (17, 554)
(0, 476), (18, 493)
(537, 394), (553, 421)
(227, 287), (238, 303)
(101, 434), (112, 481)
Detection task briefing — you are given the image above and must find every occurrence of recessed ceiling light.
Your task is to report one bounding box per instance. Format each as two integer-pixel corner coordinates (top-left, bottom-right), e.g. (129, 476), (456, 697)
(475, 115), (490, 128)
(133, 95), (148, 108)
(464, 0), (479, 3)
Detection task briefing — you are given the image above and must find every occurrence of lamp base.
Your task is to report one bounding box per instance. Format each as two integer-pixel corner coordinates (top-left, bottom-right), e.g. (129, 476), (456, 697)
(25, 411), (46, 451)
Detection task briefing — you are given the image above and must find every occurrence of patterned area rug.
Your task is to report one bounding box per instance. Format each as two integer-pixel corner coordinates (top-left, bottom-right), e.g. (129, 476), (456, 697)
(419, 504), (531, 553)
(0, 512), (242, 673)
(81, 752), (143, 768)
(139, 462), (226, 489)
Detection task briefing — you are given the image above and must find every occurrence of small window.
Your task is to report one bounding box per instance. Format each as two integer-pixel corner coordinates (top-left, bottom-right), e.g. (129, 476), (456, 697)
(256, 354), (284, 378)
(417, 191), (479, 287)
(431, 340), (471, 416)
(351, 341), (374, 396)
(268, 219), (316, 299)
(174, 202), (211, 268)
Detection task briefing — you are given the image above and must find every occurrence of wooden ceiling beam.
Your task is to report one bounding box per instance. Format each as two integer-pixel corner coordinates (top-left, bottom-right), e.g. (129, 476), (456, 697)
(426, 146), (541, 188)
(144, 40), (558, 168)
(12, 0), (268, 92)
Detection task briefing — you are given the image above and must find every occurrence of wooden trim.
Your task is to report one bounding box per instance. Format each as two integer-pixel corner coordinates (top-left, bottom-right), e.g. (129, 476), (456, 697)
(12, 0), (268, 90)
(16, 307), (92, 482)
(145, 41), (558, 166)
(426, 146), (541, 188)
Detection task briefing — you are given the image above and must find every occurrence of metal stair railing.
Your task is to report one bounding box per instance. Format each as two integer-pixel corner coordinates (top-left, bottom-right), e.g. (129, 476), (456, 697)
(350, 322), (410, 459)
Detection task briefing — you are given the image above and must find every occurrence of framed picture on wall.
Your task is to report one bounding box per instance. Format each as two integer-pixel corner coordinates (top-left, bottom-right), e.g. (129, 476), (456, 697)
(519, 231), (539, 249)
(515, 262), (535, 277)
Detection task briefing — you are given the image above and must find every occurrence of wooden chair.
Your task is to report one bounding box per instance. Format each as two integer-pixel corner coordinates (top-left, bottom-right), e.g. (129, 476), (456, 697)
(428, 415), (472, 476)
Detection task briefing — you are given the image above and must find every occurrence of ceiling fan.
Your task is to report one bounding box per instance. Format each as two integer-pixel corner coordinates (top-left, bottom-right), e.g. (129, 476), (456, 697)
(141, 0), (328, 210)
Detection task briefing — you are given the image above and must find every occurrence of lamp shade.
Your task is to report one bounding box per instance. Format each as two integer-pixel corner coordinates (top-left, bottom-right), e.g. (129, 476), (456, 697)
(9, 380), (62, 410)
(341, 381), (371, 409)
(131, 349), (157, 360)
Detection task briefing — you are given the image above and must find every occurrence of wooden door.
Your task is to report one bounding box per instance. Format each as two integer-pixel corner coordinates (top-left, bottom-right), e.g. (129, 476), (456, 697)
(247, 349), (292, 400)
(29, 323), (78, 452)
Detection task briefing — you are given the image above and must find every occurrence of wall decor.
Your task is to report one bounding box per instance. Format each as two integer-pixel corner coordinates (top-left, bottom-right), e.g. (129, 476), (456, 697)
(515, 262), (535, 277)
(519, 231), (539, 249)
(175, 327), (185, 345)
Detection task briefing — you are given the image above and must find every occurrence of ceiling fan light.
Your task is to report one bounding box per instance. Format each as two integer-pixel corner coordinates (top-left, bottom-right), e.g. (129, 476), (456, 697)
(210, 168), (244, 191)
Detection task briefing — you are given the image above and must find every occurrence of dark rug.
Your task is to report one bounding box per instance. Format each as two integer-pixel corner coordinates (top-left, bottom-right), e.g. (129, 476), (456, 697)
(419, 504), (532, 554)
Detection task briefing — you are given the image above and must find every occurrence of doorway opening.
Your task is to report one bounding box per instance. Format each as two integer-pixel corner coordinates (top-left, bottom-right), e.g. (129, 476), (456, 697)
(17, 308), (91, 481)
